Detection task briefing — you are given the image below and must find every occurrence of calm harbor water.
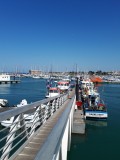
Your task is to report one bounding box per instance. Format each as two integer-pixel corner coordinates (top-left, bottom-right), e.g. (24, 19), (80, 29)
(68, 83), (120, 160)
(0, 78), (120, 159)
(0, 78), (47, 106)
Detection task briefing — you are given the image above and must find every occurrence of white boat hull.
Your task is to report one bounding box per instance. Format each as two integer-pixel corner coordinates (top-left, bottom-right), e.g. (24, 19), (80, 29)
(1, 114), (40, 128)
(57, 86), (70, 90)
(85, 111), (108, 120)
(0, 99), (8, 107)
(45, 93), (60, 98)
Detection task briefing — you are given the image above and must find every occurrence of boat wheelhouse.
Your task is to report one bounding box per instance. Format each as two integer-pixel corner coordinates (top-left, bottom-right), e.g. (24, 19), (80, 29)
(0, 74), (11, 81)
(80, 80), (94, 90)
(45, 87), (60, 98)
(57, 81), (70, 91)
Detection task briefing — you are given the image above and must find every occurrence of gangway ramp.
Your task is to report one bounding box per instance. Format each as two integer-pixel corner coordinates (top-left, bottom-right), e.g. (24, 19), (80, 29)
(12, 91), (75, 160)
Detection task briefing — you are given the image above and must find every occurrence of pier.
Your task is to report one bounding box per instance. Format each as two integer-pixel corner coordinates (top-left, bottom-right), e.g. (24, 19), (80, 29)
(0, 80), (21, 84)
(0, 89), (85, 160)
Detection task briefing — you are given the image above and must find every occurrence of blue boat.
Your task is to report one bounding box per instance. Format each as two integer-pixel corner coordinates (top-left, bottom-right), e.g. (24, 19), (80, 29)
(84, 94), (108, 121)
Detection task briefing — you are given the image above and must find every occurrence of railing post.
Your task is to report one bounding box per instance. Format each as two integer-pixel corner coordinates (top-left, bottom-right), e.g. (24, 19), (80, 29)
(1, 115), (20, 160)
(29, 106), (41, 136)
(51, 100), (56, 116)
(45, 102), (50, 119)
(56, 98), (60, 109)
(19, 113), (28, 139)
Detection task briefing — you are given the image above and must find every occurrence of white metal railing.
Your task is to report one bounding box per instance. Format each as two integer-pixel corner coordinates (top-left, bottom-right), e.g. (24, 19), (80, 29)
(0, 93), (69, 160)
(34, 95), (76, 160)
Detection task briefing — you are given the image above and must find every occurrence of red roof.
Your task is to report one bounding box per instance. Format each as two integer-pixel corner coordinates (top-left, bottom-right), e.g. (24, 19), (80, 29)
(49, 87), (58, 91)
(57, 81), (69, 85)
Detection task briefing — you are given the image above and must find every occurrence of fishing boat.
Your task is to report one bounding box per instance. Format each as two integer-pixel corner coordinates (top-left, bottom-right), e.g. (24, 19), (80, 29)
(85, 106), (108, 120)
(80, 79), (94, 90)
(80, 78), (108, 120)
(80, 79), (97, 98)
(45, 87), (60, 98)
(84, 93), (108, 120)
(57, 81), (70, 92)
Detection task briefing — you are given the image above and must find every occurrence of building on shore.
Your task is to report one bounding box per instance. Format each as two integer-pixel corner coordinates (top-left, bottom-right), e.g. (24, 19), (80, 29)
(29, 70), (42, 75)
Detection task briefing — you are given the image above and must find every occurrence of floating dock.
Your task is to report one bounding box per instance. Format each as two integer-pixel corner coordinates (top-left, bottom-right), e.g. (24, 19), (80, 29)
(72, 109), (85, 134)
(0, 80), (21, 84)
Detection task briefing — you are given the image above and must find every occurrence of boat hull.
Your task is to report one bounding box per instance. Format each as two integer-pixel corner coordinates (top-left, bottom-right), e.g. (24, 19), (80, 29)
(45, 93), (60, 98)
(85, 111), (108, 121)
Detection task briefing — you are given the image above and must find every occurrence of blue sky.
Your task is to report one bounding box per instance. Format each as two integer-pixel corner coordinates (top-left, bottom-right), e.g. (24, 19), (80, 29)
(0, 0), (120, 72)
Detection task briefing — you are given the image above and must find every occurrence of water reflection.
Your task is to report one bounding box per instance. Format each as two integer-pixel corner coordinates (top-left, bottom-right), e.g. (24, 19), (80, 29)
(71, 133), (87, 144)
(85, 120), (107, 127)
(0, 84), (11, 94)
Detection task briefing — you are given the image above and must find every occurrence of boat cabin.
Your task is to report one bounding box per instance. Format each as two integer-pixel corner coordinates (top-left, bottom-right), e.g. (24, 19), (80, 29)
(0, 74), (11, 81)
(80, 80), (94, 89)
(45, 87), (60, 98)
(57, 81), (70, 91)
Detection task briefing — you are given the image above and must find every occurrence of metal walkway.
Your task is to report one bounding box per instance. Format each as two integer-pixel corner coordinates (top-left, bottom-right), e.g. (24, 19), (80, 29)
(13, 97), (73, 160)
(0, 90), (85, 160)
(0, 90), (82, 160)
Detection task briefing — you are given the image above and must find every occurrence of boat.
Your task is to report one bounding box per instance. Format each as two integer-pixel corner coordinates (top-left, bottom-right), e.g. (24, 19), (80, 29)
(0, 99), (8, 107)
(90, 76), (103, 83)
(32, 75), (40, 79)
(80, 79), (97, 98)
(16, 99), (28, 107)
(45, 87), (60, 98)
(84, 96), (108, 120)
(82, 87), (108, 120)
(80, 79), (94, 90)
(1, 99), (36, 128)
(80, 78), (108, 120)
(1, 114), (35, 128)
(0, 74), (11, 81)
(57, 81), (70, 92)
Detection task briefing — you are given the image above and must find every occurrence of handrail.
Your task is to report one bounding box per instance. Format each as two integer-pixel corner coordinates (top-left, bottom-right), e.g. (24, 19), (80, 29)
(0, 94), (66, 121)
(0, 93), (69, 160)
(34, 95), (76, 160)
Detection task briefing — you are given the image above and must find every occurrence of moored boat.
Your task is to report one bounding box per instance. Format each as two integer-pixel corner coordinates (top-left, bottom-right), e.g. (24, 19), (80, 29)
(0, 74), (11, 81)
(1, 99), (36, 128)
(32, 75), (40, 79)
(0, 99), (8, 107)
(90, 76), (103, 83)
(85, 108), (108, 120)
(80, 78), (108, 121)
(45, 87), (60, 98)
(83, 90), (108, 120)
(57, 81), (70, 92)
